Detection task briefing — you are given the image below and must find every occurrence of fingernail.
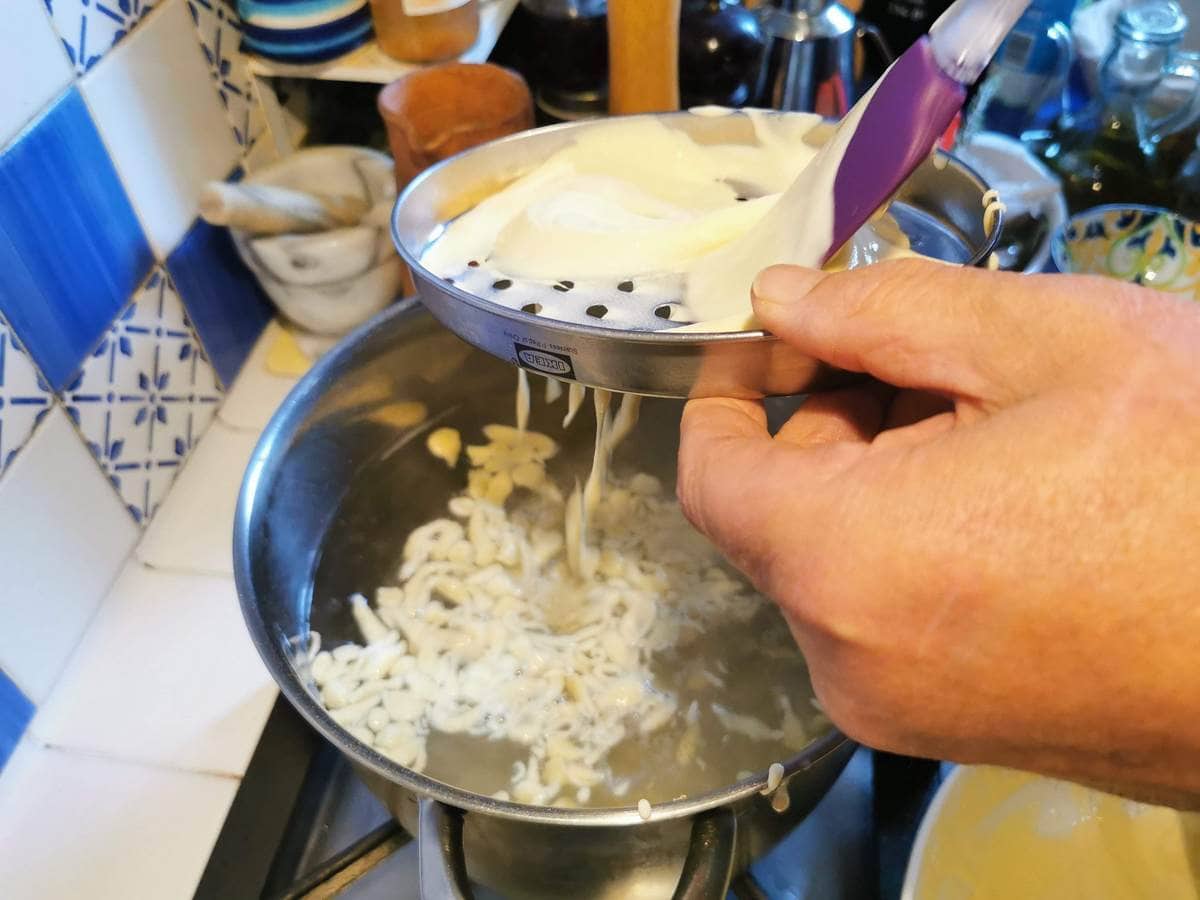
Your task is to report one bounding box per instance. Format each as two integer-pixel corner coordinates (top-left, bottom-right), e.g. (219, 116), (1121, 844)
(751, 265), (825, 309)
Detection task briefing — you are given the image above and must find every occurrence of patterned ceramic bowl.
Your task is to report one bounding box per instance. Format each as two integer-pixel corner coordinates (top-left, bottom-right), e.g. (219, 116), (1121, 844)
(1051, 204), (1200, 300)
(238, 0), (373, 63)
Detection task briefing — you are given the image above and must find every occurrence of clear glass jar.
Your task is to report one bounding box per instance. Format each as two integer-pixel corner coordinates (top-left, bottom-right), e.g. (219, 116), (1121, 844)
(371, 0), (481, 62)
(1040, 0), (1200, 213)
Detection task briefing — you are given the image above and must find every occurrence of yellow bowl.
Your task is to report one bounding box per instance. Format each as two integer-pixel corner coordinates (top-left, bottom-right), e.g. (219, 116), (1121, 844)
(903, 766), (1200, 900)
(1051, 204), (1200, 301)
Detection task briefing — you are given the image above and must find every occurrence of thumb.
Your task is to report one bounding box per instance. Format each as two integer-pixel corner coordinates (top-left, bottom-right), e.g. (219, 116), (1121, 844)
(752, 259), (1115, 407)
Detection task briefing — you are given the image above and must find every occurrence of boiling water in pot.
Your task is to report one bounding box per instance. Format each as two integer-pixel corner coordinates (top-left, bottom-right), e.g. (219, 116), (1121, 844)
(306, 374), (829, 810)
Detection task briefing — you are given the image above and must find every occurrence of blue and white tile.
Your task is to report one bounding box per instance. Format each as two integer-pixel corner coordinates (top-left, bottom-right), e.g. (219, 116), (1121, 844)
(33, 562), (276, 776)
(187, 0), (264, 149)
(0, 315), (54, 474)
(63, 267), (224, 526)
(0, 669), (34, 774)
(0, 87), (153, 391)
(46, 0), (158, 74)
(137, 419), (259, 575)
(169, 218), (274, 386)
(81, 0), (241, 258)
(0, 742), (238, 900)
(0, 0), (74, 146)
(0, 407), (138, 702)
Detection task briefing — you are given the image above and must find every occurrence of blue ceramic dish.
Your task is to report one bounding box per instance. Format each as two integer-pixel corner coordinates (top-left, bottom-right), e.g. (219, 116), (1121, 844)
(1051, 204), (1200, 301)
(238, 0), (373, 63)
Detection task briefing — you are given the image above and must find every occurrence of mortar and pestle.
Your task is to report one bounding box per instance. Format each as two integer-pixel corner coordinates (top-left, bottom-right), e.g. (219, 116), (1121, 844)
(202, 63), (533, 345)
(202, 147), (403, 338)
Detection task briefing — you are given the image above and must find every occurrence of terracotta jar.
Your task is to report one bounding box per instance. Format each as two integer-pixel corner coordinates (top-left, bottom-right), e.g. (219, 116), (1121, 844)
(378, 62), (535, 187)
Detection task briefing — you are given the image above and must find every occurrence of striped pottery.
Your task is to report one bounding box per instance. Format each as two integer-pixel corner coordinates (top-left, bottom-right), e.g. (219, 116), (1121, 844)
(238, 0), (373, 62)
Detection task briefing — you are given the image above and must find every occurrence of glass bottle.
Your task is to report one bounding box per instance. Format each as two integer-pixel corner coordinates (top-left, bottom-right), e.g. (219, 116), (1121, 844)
(678, 0), (765, 108)
(857, 0), (954, 57)
(959, 0), (1077, 144)
(1170, 133), (1200, 219)
(520, 0), (609, 120)
(1040, 0), (1200, 214)
(371, 0), (481, 62)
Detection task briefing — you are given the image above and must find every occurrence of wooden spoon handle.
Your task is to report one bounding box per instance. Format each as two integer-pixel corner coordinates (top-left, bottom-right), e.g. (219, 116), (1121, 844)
(607, 0), (681, 115)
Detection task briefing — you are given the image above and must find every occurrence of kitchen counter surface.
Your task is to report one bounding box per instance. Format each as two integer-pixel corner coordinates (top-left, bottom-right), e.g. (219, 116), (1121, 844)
(0, 322), (302, 900)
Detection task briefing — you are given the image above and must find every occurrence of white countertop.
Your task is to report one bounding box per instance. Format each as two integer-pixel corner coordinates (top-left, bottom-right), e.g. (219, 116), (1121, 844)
(0, 322), (301, 900)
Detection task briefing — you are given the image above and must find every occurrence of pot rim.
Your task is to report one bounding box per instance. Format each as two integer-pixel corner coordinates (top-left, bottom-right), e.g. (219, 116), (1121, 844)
(234, 299), (853, 828)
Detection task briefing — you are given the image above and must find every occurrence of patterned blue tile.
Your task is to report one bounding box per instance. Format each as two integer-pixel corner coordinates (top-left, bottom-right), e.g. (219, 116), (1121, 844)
(64, 266), (223, 525)
(167, 217), (273, 387)
(45, 0), (158, 74)
(0, 88), (153, 391)
(188, 0), (263, 149)
(0, 668), (34, 773)
(0, 314), (54, 474)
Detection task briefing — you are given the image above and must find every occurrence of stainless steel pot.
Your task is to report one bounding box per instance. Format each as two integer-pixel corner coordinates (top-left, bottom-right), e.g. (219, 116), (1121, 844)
(234, 302), (855, 899)
(754, 0), (893, 115)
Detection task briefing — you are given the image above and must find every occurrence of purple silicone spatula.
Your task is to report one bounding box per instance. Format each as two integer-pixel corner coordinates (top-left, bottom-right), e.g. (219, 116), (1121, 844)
(824, 0), (1032, 261)
(684, 0), (1031, 325)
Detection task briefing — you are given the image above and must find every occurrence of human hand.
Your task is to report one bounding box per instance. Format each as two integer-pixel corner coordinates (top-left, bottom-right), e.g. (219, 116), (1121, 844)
(677, 259), (1200, 807)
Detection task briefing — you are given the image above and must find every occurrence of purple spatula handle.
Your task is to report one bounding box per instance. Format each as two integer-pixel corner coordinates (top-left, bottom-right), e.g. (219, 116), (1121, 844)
(824, 37), (966, 263)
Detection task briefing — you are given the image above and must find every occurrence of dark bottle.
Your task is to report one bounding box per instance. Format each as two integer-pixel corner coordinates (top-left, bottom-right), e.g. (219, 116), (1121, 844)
(520, 0), (610, 119)
(1171, 135), (1200, 220)
(678, 0), (766, 108)
(1040, 0), (1200, 214)
(857, 0), (953, 56)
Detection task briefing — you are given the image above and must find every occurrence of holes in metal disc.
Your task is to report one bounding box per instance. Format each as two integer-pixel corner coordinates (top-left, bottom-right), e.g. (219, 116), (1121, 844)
(617, 281), (634, 293)
(654, 304), (674, 320)
(492, 279), (513, 290)
(521, 303), (542, 314)
(586, 304), (608, 319)
(468, 260), (480, 267)
(553, 280), (573, 292)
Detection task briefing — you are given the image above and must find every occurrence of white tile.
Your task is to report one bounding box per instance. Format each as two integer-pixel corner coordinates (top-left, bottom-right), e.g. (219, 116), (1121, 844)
(63, 266), (224, 525)
(0, 408), (138, 702)
(137, 419), (259, 575)
(81, 0), (241, 258)
(218, 320), (300, 431)
(0, 741), (237, 900)
(186, 0), (264, 150)
(242, 128), (283, 173)
(0, 313), (54, 475)
(32, 563), (276, 776)
(0, 0), (74, 145)
(46, 0), (158, 75)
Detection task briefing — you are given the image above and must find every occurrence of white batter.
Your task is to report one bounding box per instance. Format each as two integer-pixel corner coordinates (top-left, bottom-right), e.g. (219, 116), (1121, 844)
(421, 109), (918, 331)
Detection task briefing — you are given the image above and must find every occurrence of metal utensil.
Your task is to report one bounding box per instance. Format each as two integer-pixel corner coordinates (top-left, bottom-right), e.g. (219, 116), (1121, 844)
(754, 0), (893, 115)
(390, 110), (1002, 399)
(234, 302), (856, 900)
